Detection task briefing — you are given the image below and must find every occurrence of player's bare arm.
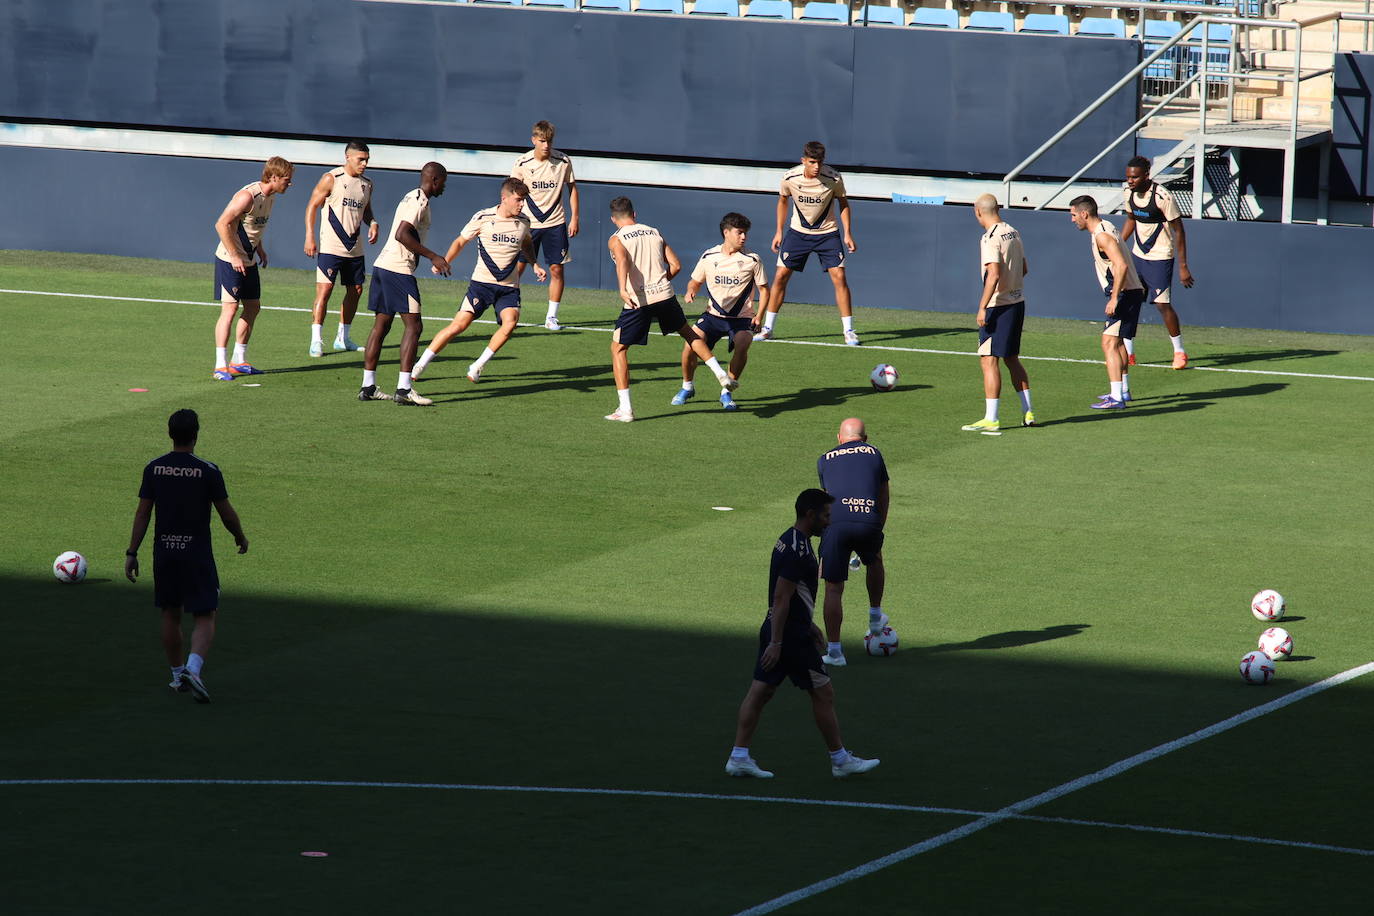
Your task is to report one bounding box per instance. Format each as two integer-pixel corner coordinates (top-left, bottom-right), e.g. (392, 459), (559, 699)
(303, 170), (334, 257)
(125, 497), (154, 582)
(523, 236), (548, 282)
(567, 180), (580, 238)
(838, 197), (856, 253)
(214, 189), (255, 273)
(399, 221), (449, 276)
(609, 235), (637, 308)
(685, 276), (702, 304)
(1170, 217), (1194, 287)
(1099, 233), (1130, 316)
(213, 498), (249, 554)
(772, 194), (788, 252)
(762, 577), (798, 671)
(364, 203), (379, 245)
(664, 243), (682, 281)
(977, 261), (1001, 327)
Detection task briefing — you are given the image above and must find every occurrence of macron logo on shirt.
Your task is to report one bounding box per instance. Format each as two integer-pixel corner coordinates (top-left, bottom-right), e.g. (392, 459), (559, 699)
(154, 466), (203, 478)
(824, 445), (877, 460)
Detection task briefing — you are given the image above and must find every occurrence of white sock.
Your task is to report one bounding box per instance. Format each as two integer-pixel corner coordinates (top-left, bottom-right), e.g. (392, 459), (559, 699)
(984, 398), (999, 422)
(1170, 334), (1185, 353)
(1124, 337), (1135, 356)
(187, 653), (205, 676)
(731, 746), (751, 760)
(398, 371), (412, 390)
(415, 348), (435, 372)
(1018, 388), (1033, 412)
(827, 641), (843, 658)
(338, 322), (351, 341)
(681, 379), (695, 392)
(829, 747), (850, 765)
(841, 315), (854, 332)
(232, 343), (247, 364)
(311, 323), (322, 344)
(546, 301), (560, 319)
(617, 388), (632, 413)
(473, 347), (496, 369)
(704, 356), (727, 381)
(763, 311), (777, 331)
(215, 347), (228, 369)
(1121, 373), (1131, 397)
(1110, 380), (1124, 401)
(362, 369), (376, 387)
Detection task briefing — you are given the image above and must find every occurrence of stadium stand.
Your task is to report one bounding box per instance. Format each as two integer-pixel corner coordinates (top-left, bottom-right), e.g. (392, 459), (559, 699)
(911, 7), (959, 28)
(799, 1), (849, 22)
(860, 4), (905, 26)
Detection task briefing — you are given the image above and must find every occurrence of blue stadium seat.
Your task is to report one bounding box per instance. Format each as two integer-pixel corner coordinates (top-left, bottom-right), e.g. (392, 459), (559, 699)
(583, 0), (632, 9)
(966, 11), (1014, 32)
(1076, 16), (1126, 39)
(690, 0), (739, 13)
(1020, 13), (1069, 36)
(525, 0), (576, 8)
(744, 0), (793, 18)
(470, 0), (522, 5)
(800, 1), (848, 22)
(911, 8), (958, 29)
(859, 5), (903, 25)
(637, 0), (685, 11)
(1141, 19), (1182, 41)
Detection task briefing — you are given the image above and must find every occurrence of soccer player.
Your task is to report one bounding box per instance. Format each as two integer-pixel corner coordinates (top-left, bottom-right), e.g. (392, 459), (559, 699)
(303, 140), (378, 356)
(1071, 196), (1146, 410)
(211, 156), (293, 380)
(125, 409), (248, 704)
(753, 141), (859, 346)
(816, 418), (890, 667)
(412, 178), (546, 384)
(358, 162), (450, 406)
(1121, 155), (1195, 369)
(725, 488), (880, 780)
(511, 120), (579, 330)
(674, 213), (769, 412)
(603, 196), (735, 422)
(962, 194), (1033, 434)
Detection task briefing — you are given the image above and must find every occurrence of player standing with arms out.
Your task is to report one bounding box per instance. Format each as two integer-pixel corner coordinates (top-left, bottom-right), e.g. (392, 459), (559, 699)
(511, 120), (579, 331)
(603, 196), (735, 422)
(358, 162), (450, 407)
(753, 141), (859, 346)
(212, 157), (293, 381)
(125, 409), (248, 704)
(303, 141), (378, 356)
(816, 418), (890, 667)
(725, 489), (881, 780)
(412, 178), (545, 385)
(1121, 156), (1194, 369)
(1071, 196), (1146, 410)
(674, 213), (768, 412)
(962, 194), (1033, 434)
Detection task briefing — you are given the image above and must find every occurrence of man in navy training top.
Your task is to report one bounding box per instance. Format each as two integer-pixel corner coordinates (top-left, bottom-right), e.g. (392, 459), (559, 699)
(725, 488), (880, 780)
(125, 409), (248, 704)
(816, 417), (890, 667)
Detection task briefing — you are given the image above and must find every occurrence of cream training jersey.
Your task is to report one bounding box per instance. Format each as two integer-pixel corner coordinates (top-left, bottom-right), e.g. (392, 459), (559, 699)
(780, 164), (846, 236)
(1122, 183), (1182, 262)
(459, 207), (533, 288)
(612, 222), (674, 308)
(510, 150), (574, 229)
(691, 245), (767, 320)
(373, 188), (433, 276)
(979, 221), (1026, 307)
(215, 182), (275, 262)
(319, 167), (373, 258)
(1091, 218), (1144, 295)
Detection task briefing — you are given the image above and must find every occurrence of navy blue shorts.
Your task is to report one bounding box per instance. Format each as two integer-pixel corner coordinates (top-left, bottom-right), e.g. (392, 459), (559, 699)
(519, 224), (570, 266)
(461, 280), (522, 319)
(614, 297), (687, 346)
(978, 301), (1025, 359)
(1105, 288), (1145, 340)
(214, 258), (260, 303)
(777, 228), (845, 272)
(1132, 254), (1174, 305)
(752, 620), (831, 690)
(819, 522), (884, 582)
(317, 254), (366, 287)
(368, 267), (421, 315)
(153, 551), (220, 615)
(695, 313), (754, 352)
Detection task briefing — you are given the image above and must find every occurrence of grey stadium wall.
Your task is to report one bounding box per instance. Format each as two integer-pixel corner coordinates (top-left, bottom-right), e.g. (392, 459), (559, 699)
(2, 145), (1370, 335)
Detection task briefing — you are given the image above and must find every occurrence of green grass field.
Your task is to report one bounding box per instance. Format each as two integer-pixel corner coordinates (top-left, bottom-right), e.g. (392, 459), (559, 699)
(2, 250), (1372, 913)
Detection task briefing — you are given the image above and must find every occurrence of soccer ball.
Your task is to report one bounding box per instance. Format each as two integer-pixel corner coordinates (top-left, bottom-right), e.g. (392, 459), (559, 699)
(869, 364), (899, 391)
(1258, 626), (1293, 661)
(1250, 589), (1286, 622)
(1239, 650), (1276, 685)
(53, 551), (87, 583)
(864, 625), (899, 657)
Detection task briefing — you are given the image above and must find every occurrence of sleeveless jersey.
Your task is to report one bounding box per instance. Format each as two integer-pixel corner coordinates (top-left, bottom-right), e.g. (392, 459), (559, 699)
(613, 222), (674, 308)
(780, 164), (846, 236)
(373, 188), (432, 276)
(320, 167), (373, 258)
(459, 207), (533, 288)
(214, 182), (275, 262)
(1092, 218), (1144, 295)
(511, 150), (574, 229)
(1123, 183), (1182, 261)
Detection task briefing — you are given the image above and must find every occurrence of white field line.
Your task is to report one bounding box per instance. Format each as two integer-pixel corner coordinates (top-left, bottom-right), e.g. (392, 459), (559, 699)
(2, 777), (1370, 860)
(4, 287), (1372, 382)
(732, 660), (1374, 916)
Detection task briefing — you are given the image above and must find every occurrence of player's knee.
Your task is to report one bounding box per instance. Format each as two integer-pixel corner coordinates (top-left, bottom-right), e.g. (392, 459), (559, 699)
(549, 264), (564, 278)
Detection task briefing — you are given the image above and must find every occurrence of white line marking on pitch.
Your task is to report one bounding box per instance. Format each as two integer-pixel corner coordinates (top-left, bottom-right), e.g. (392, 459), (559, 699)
(732, 660), (1374, 915)
(4, 288), (1371, 383)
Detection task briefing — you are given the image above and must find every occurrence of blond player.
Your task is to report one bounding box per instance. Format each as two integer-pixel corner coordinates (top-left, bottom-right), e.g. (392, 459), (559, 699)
(961, 194), (1033, 434)
(303, 141), (378, 356)
(212, 156), (293, 381)
(1070, 196), (1146, 410)
(1121, 156), (1194, 369)
(510, 120), (579, 330)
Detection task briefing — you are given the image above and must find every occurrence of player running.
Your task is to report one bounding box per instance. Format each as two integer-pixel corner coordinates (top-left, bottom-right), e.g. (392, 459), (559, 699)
(1071, 196), (1146, 410)
(303, 140), (378, 356)
(511, 120), (579, 330)
(1121, 155), (1195, 369)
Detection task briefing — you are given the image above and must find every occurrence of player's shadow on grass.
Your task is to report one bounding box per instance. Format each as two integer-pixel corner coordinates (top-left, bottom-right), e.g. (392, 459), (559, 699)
(1284, 655), (1316, 662)
(425, 359), (671, 402)
(1192, 348), (1342, 368)
(737, 383), (932, 419)
(866, 326), (968, 343)
(919, 624), (1090, 654)
(1043, 382), (1287, 425)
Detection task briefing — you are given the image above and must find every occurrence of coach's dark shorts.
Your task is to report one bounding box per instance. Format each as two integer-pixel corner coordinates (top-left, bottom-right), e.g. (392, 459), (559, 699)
(1104, 288), (1145, 340)
(753, 620), (831, 690)
(978, 301), (1025, 359)
(695, 313), (754, 352)
(368, 267), (421, 315)
(317, 254), (366, 288)
(460, 280), (522, 319)
(1132, 254), (1174, 305)
(518, 224), (570, 266)
(819, 521), (885, 583)
(777, 228), (845, 272)
(614, 297), (687, 346)
(153, 551), (220, 615)
(214, 258), (260, 303)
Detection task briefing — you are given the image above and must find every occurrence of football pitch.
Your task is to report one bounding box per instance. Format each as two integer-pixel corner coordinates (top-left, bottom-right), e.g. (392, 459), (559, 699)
(2, 250), (1372, 913)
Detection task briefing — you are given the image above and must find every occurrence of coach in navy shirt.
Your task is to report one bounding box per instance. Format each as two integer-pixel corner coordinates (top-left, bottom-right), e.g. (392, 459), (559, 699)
(816, 417), (889, 666)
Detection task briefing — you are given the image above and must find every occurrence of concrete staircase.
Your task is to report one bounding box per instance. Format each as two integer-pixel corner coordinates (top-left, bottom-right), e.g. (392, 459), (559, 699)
(1234, 0), (1371, 122)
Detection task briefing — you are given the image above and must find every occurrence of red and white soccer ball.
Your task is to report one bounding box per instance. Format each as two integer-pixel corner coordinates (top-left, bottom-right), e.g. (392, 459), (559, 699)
(53, 550), (87, 584)
(1258, 626), (1293, 661)
(1250, 589), (1286, 622)
(1239, 650), (1276, 685)
(869, 364), (899, 391)
(864, 625), (899, 657)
